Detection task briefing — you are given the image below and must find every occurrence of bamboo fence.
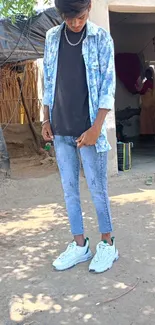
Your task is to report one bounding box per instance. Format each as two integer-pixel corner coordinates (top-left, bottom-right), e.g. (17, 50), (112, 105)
(0, 61), (41, 124)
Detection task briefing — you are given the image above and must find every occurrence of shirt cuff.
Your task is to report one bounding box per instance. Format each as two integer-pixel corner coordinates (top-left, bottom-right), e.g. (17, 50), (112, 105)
(98, 95), (114, 110)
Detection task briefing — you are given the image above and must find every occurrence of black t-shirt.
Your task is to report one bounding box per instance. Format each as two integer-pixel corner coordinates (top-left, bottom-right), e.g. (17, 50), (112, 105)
(52, 25), (91, 137)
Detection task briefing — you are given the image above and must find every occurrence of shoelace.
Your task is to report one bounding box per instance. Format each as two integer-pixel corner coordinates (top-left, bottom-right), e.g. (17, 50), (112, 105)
(59, 242), (76, 260)
(94, 242), (110, 262)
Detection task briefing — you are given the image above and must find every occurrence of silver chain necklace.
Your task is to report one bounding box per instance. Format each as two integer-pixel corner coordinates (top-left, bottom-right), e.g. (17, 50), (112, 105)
(64, 24), (85, 47)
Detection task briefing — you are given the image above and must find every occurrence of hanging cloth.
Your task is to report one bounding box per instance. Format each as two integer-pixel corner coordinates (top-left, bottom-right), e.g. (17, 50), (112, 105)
(115, 53), (141, 94)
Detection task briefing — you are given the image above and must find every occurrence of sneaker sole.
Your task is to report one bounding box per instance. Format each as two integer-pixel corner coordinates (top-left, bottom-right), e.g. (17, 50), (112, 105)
(89, 250), (119, 274)
(53, 251), (93, 271)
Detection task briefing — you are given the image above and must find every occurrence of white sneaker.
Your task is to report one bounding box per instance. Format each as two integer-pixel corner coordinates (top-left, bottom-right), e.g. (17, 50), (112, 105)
(53, 238), (92, 271)
(89, 237), (119, 273)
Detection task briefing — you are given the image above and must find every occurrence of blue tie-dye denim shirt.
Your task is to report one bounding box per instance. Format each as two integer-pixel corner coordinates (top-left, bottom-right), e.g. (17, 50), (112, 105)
(43, 21), (116, 153)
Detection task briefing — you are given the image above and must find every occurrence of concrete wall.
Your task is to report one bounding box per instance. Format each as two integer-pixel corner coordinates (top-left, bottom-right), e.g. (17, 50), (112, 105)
(115, 78), (140, 112)
(108, 0), (155, 13)
(90, 0), (118, 175)
(90, 0), (110, 28)
(112, 23), (155, 61)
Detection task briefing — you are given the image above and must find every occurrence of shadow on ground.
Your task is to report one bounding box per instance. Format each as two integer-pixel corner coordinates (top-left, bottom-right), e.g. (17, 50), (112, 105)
(0, 173), (155, 325)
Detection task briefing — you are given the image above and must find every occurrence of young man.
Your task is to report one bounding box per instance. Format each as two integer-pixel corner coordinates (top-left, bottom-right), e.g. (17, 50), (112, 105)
(42, 0), (118, 273)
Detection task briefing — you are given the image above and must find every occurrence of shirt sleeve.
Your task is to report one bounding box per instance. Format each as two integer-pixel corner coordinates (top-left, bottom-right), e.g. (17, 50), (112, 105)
(43, 34), (50, 106)
(98, 31), (116, 110)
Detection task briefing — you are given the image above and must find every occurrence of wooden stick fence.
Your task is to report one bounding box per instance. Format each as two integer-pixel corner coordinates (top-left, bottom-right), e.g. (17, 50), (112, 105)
(0, 61), (41, 124)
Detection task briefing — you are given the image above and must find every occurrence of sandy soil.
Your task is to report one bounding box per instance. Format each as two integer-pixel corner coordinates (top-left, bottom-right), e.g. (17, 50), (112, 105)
(0, 158), (155, 325)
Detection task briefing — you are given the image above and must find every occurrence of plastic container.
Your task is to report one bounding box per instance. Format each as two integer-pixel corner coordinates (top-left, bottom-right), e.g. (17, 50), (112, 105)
(44, 142), (51, 151)
(117, 142), (132, 171)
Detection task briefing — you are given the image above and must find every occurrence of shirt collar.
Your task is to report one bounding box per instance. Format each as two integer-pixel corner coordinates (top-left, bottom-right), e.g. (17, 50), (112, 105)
(86, 20), (99, 36)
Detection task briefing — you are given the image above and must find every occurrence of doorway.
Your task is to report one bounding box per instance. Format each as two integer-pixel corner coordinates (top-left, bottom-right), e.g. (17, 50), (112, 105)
(109, 12), (155, 173)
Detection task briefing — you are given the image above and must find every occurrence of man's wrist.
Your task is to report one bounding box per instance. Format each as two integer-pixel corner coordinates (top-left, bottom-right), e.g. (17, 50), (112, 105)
(92, 123), (101, 134)
(42, 119), (50, 127)
(43, 105), (50, 121)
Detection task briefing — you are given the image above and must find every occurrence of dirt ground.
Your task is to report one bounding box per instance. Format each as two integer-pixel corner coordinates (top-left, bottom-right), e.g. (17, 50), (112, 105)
(0, 157), (155, 325)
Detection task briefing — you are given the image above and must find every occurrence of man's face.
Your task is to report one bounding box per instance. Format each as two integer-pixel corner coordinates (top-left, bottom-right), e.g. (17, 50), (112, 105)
(64, 6), (91, 33)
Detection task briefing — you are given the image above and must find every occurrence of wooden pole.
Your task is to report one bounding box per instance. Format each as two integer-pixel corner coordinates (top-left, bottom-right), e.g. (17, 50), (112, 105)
(0, 126), (10, 177)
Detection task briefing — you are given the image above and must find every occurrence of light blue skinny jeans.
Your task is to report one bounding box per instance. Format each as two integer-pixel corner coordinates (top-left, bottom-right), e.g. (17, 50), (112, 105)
(54, 136), (113, 235)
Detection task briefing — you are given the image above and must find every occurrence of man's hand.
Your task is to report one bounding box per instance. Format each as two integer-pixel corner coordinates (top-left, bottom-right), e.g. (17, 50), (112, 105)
(42, 121), (53, 142)
(76, 125), (101, 148)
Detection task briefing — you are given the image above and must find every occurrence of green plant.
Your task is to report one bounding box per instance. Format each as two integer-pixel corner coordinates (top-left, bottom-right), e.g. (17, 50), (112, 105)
(0, 0), (50, 18)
